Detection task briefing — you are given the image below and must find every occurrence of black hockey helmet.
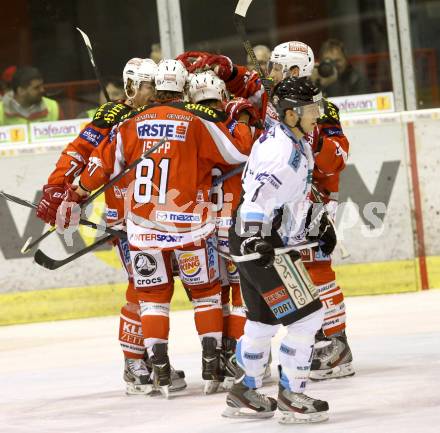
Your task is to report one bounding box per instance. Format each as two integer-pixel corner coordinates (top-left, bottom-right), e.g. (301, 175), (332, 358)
(272, 76), (322, 115)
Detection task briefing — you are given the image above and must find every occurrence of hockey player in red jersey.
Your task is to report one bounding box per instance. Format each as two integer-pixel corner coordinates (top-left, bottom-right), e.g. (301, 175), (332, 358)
(35, 58), (187, 394)
(59, 59), (249, 397)
(185, 41), (354, 380)
(187, 70), (262, 388)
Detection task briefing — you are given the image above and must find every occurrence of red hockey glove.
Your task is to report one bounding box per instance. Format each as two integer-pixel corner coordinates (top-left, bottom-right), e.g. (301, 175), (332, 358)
(176, 51), (211, 71)
(36, 184), (66, 226)
(56, 185), (88, 229)
(225, 97), (260, 126)
(191, 54), (234, 81)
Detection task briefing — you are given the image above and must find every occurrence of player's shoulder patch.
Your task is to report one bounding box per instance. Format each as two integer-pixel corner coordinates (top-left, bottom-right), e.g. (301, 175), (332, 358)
(183, 103), (227, 123)
(91, 102), (131, 128)
(318, 99), (340, 125)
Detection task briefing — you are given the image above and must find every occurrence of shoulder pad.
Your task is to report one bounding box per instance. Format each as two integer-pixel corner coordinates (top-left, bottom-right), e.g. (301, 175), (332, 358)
(119, 104), (151, 122)
(183, 103), (227, 123)
(318, 99), (340, 125)
(92, 102), (131, 128)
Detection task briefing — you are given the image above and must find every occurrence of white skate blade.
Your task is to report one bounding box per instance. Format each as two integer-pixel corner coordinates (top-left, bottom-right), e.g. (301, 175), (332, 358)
(21, 237), (32, 254)
(158, 384), (170, 399)
(169, 377), (187, 392)
(204, 380), (221, 395)
(145, 383), (170, 398)
(309, 362), (355, 381)
(279, 410), (329, 424)
(222, 406), (275, 419)
(125, 382), (154, 395)
(221, 377), (234, 391)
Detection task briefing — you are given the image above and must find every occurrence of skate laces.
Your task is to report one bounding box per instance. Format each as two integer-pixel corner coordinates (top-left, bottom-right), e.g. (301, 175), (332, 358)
(127, 359), (149, 375)
(249, 388), (272, 406)
(294, 393), (316, 404)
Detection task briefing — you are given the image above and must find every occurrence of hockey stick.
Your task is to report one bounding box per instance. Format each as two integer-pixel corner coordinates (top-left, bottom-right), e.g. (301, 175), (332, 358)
(212, 163), (245, 187)
(0, 190), (126, 240)
(76, 27), (110, 102)
(217, 242), (319, 263)
(34, 234), (114, 270)
(234, 0), (272, 94)
(19, 136), (166, 253)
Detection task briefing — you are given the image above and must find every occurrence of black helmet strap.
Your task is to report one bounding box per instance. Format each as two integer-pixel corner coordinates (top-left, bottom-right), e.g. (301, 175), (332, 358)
(294, 115), (306, 136)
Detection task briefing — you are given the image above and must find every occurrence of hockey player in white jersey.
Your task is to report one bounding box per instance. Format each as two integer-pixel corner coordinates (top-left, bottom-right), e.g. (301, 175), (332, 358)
(223, 77), (335, 424)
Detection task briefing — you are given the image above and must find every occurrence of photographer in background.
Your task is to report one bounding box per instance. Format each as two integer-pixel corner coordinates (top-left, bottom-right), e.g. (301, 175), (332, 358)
(312, 39), (369, 97)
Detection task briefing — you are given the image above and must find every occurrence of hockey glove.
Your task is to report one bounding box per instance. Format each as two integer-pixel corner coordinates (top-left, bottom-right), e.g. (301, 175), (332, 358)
(36, 184), (67, 226)
(56, 184), (88, 230)
(176, 51), (211, 72)
(317, 213), (337, 256)
(192, 54), (234, 81)
(225, 97), (260, 126)
(305, 204), (337, 256)
(240, 235), (275, 268)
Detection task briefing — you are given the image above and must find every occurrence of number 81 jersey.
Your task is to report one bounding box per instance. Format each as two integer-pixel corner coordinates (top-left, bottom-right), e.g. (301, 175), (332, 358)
(80, 102), (249, 250)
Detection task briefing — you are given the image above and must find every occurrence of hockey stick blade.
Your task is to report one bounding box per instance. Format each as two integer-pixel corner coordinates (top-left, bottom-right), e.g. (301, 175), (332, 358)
(22, 226), (56, 254)
(76, 27), (110, 102)
(234, 0), (254, 18)
(34, 234), (114, 270)
(233, 3), (272, 94)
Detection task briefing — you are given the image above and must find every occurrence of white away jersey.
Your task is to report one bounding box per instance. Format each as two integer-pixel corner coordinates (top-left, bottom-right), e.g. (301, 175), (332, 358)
(238, 123), (314, 244)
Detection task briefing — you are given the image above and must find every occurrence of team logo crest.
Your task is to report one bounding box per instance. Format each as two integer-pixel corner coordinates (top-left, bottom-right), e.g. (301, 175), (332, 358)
(134, 253), (157, 277)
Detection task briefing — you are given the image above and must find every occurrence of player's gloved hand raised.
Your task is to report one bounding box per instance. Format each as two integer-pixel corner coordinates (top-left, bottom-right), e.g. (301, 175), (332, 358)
(175, 51), (211, 72)
(56, 185), (88, 230)
(317, 213), (337, 256)
(240, 235), (275, 268)
(36, 184), (67, 226)
(192, 54), (234, 81)
(225, 97), (260, 126)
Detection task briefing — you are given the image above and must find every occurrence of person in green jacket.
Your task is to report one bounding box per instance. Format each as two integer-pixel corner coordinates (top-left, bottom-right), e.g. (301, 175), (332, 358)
(0, 66), (60, 125)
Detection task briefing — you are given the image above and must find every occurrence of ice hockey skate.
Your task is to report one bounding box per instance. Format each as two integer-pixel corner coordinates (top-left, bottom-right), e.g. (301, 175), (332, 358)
(202, 337), (224, 394)
(310, 331), (355, 380)
(220, 337), (237, 390)
(144, 352), (187, 392)
(277, 383), (329, 424)
(123, 358), (153, 395)
(222, 368), (277, 419)
(148, 343), (172, 398)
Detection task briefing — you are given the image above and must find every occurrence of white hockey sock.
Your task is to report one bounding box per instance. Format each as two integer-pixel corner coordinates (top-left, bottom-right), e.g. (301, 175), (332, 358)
(279, 308), (324, 392)
(236, 320), (279, 388)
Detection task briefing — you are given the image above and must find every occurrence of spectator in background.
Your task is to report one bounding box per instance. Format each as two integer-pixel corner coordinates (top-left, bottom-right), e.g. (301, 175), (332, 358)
(247, 44), (271, 75)
(0, 65), (17, 97)
(0, 66), (60, 125)
(312, 38), (369, 97)
(150, 43), (162, 64)
(79, 77), (125, 118)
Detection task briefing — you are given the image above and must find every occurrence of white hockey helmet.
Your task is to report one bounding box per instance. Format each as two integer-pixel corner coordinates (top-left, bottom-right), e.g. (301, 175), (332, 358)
(155, 59), (188, 92)
(188, 71), (228, 103)
(269, 41), (314, 78)
(123, 58), (157, 98)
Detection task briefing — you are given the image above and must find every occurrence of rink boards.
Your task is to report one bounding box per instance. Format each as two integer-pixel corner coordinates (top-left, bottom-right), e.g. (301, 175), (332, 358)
(0, 109), (439, 324)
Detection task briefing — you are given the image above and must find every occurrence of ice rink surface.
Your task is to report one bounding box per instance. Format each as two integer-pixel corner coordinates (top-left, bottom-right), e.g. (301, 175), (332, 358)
(1, 289), (440, 433)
